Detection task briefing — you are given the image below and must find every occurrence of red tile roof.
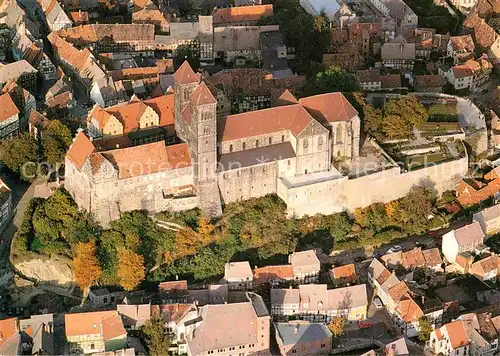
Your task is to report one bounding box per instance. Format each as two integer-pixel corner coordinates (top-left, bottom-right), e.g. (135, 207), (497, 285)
(445, 320), (469, 349)
(69, 11), (89, 24)
(299, 92), (358, 123)
(0, 318), (18, 348)
(65, 311), (125, 339)
(159, 280), (188, 291)
(212, 4), (273, 24)
(173, 61), (200, 85)
(331, 264), (357, 283)
(0, 93), (20, 122)
(449, 35), (475, 52)
(401, 248), (426, 269)
(415, 75), (443, 89)
(66, 132), (96, 170)
(396, 298), (424, 323)
(101, 313), (127, 341)
(162, 304), (193, 323)
(144, 94), (175, 127)
(388, 281), (410, 303)
(451, 65), (474, 78)
(253, 265), (294, 284)
(189, 82), (217, 106)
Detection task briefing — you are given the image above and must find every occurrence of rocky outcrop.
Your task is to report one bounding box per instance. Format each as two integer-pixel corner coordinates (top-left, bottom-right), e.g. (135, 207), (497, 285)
(14, 256), (75, 287)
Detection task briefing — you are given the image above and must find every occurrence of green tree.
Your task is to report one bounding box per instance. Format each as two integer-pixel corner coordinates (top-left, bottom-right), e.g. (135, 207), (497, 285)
(141, 315), (171, 356)
(0, 133), (39, 181)
(41, 120), (73, 166)
(303, 65), (360, 96)
(418, 317), (433, 341)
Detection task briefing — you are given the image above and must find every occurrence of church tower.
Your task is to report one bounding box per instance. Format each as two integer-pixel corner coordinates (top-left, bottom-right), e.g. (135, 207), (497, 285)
(172, 61), (222, 217)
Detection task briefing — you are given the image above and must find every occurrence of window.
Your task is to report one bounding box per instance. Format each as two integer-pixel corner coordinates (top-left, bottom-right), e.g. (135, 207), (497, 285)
(229, 144), (233, 152)
(282, 134), (285, 142)
(256, 140), (259, 147)
(243, 142), (246, 150)
(269, 137), (272, 145)
(292, 350), (297, 354)
(321, 343), (326, 348)
(318, 136), (323, 148)
(90, 344), (95, 350)
(303, 139), (308, 148)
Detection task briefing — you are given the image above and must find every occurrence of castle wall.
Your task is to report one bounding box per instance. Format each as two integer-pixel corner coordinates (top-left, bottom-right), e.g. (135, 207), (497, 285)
(64, 158), (92, 212)
(220, 130), (294, 155)
(218, 162), (278, 204)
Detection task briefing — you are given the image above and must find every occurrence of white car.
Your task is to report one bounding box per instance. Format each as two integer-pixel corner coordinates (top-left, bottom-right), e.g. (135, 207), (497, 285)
(387, 245), (403, 254)
(373, 297), (383, 309)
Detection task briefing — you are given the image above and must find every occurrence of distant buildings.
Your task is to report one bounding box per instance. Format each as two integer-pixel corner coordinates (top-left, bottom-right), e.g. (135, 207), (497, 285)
(289, 250), (321, 283)
(0, 60), (38, 94)
(455, 167), (500, 206)
(0, 181), (11, 232)
(473, 204), (500, 236)
(224, 261), (253, 290)
(381, 40), (416, 70)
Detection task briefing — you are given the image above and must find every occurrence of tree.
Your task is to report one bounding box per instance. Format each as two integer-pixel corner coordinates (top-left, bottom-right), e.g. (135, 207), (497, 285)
(418, 317), (433, 341)
(303, 66), (360, 96)
(142, 315), (171, 355)
(42, 120), (73, 166)
(382, 114), (410, 139)
(74, 241), (102, 294)
(197, 216), (215, 245)
(117, 249), (145, 290)
(0, 133), (39, 180)
(328, 316), (345, 337)
(384, 95), (428, 128)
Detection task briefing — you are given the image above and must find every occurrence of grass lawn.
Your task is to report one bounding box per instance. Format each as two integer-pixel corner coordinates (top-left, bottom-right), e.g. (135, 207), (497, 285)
(405, 152), (451, 170)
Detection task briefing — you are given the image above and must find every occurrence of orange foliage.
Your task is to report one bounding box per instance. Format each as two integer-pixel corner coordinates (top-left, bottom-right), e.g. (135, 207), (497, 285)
(117, 249), (145, 291)
(74, 241), (102, 291)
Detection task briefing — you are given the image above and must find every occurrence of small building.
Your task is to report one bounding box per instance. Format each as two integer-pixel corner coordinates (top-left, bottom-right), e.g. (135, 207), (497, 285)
(275, 321), (332, 356)
(158, 280), (188, 303)
(28, 111), (50, 140)
(414, 75), (443, 93)
(384, 337), (409, 356)
(356, 70), (381, 91)
(428, 320), (470, 356)
(19, 313), (54, 355)
(456, 168), (500, 206)
(0, 60), (38, 94)
(0, 93), (20, 140)
(0, 179), (13, 234)
(0, 317), (20, 355)
(88, 287), (125, 306)
(442, 221), (485, 263)
(212, 4), (273, 27)
(473, 204), (500, 236)
(380, 74), (402, 90)
(289, 250), (321, 283)
(65, 311), (127, 354)
(330, 263), (357, 286)
(470, 255), (499, 281)
(117, 304), (154, 330)
(224, 261), (253, 290)
(69, 11), (89, 25)
(253, 265), (294, 285)
(381, 41), (416, 70)
(447, 35), (475, 64)
(442, 65), (474, 90)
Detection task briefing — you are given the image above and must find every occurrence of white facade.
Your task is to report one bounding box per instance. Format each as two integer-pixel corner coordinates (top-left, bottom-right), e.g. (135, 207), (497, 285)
(442, 231), (460, 263)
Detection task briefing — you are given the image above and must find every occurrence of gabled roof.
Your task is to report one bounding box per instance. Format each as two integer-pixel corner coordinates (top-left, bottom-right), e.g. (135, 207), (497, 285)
(253, 265), (294, 284)
(331, 263), (356, 282)
(445, 320), (470, 349)
(57, 24), (155, 43)
(452, 221), (485, 247)
(66, 132), (96, 170)
(415, 75), (443, 88)
(275, 89), (298, 106)
(0, 93), (20, 122)
(471, 255), (499, 276)
(65, 311), (126, 339)
(159, 280), (188, 291)
(224, 261), (253, 280)
(173, 61), (200, 85)
(449, 35), (475, 52)
(190, 82), (217, 106)
(356, 69), (381, 83)
(0, 317), (18, 349)
(298, 92), (358, 124)
(451, 65), (474, 78)
(0, 60), (37, 84)
(212, 4), (273, 24)
(396, 298), (424, 323)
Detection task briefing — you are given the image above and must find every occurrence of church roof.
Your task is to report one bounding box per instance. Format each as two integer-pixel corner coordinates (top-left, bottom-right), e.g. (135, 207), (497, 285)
(190, 82), (217, 106)
(173, 61), (200, 85)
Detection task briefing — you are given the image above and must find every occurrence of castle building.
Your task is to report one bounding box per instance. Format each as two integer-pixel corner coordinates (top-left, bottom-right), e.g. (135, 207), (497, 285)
(64, 61), (466, 225)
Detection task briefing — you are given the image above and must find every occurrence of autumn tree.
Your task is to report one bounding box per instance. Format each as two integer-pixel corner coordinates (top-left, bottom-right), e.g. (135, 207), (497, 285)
(328, 316), (345, 337)
(117, 249), (145, 291)
(142, 315), (171, 355)
(418, 317), (433, 341)
(382, 114), (410, 139)
(197, 216), (215, 245)
(74, 241), (102, 295)
(385, 95), (428, 128)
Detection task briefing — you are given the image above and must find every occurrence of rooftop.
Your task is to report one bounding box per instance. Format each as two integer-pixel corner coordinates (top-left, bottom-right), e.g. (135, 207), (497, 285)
(224, 261), (253, 281)
(0, 93), (20, 122)
(275, 322), (332, 346)
(0, 60), (37, 84)
(212, 4), (273, 24)
(451, 221), (485, 247)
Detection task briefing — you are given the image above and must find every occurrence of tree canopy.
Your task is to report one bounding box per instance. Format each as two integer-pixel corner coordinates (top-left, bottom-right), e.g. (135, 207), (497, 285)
(302, 66), (360, 97)
(142, 315), (171, 356)
(74, 241), (102, 292)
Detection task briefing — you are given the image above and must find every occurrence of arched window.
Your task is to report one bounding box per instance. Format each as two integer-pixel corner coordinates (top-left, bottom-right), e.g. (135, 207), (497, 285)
(242, 142), (246, 150)
(336, 125), (343, 143)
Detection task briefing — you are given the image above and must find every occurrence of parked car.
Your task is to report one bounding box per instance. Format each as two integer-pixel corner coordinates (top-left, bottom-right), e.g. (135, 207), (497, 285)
(387, 245), (402, 254)
(357, 320), (373, 329)
(373, 296), (383, 309)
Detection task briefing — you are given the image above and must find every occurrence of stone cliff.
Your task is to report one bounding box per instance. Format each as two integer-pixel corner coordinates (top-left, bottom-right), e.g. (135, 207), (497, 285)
(13, 255), (75, 287)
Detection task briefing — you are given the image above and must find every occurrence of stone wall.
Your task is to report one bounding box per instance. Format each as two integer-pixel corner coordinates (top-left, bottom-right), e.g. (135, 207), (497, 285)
(14, 256), (75, 286)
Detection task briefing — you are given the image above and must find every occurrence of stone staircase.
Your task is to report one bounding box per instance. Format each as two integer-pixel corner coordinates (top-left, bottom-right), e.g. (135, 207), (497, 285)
(198, 181), (222, 218)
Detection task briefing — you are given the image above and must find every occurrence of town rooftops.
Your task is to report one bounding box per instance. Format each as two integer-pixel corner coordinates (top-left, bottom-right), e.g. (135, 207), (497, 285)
(253, 265), (294, 284)
(327, 284), (368, 310)
(162, 303), (195, 323)
(57, 24), (155, 43)
(415, 75), (443, 89)
(65, 311), (126, 340)
(452, 221), (485, 247)
(275, 321), (332, 346)
(381, 42), (416, 60)
(69, 11), (89, 24)
(66, 132), (96, 170)
(449, 35), (475, 52)
(0, 93), (20, 122)
(224, 261), (253, 281)
(451, 65), (474, 78)
(401, 248), (426, 269)
(299, 92), (358, 124)
(331, 263), (357, 284)
(471, 255), (499, 276)
(173, 61), (201, 85)
(187, 302), (260, 355)
(445, 320), (470, 349)
(212, 4), (273, 24)
(356, 69), (381, 83)
(159, 280), (188, 291)
(422, 248), (443, 267)
(117, 304), (153, 327)
(396, 298), (424, 323)
(289, 249), (320, 273)
(464, 13), (498, 49)
(0, 60), (37, 84)
(381, 74), (402, 89)
(384, 337), (409, 356)
(0, 317), (18, 349)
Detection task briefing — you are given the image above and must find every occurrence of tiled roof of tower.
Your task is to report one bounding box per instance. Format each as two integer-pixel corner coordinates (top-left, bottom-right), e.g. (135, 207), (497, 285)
(97, 142), (190, 179)
(298, 92), (358, 124)
(66, 132), (96, 170)
(0, 93), (20, 122)
(212, 4), (273, 24)
(173, 61), (201, 84)
(189, 82), (217, 105)
(220, 104), (315, 141)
